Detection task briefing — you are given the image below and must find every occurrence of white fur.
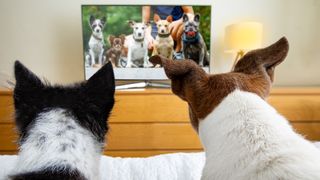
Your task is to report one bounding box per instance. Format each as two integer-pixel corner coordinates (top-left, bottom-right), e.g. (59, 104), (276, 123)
(89, 19), (105, 66)
(13, 108), (102, 180)
(199, 90), (320, 180)
(89, 34), (104, 66)
(126, 23), (149, 68)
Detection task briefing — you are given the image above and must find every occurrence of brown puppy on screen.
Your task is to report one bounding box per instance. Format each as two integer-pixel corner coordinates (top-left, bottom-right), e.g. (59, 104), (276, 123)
(106, 34), (126, 67)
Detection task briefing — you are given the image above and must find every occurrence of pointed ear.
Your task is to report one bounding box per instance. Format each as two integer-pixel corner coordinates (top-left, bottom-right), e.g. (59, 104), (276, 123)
(166, 15), (173, 23)
(128, 20), (136, 28)
(182, 14), (189, 23)
(101, 16), (106, 25)
(194, 14), (200, 22)
(85, 62), (115, 99)
(119, 34), (126, 44)
(89, 15), (95, 25)
(149, 55), (206, 80)
(234, 37), (289, 82)
(149, 55), (207, 100)
(14, 61), (43, 90)
(154, 14), (161, 23)
(108, 35), (115, 46)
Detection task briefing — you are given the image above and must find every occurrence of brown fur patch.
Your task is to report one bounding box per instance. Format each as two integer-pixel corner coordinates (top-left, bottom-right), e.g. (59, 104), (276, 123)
(106, 34), (126, 67)
(149, 37), (289, 132)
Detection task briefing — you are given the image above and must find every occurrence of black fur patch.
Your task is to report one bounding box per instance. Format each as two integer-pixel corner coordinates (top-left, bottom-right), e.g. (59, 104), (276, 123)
(13, 61), (115, 143)
(10, 166), (87, 180)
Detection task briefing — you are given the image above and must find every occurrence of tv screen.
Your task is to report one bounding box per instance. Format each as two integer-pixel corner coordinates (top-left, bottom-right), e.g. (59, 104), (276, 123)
(82, 5), (212, 80)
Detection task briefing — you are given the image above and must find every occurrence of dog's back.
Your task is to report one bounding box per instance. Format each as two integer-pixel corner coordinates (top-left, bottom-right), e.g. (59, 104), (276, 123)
(10, 61), (115, 180)
(200, 90), (320, 180)
(150, 37), (320, 180)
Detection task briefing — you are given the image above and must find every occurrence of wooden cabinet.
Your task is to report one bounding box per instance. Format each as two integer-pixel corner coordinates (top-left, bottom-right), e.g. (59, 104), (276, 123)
(1, 88), (320, 157)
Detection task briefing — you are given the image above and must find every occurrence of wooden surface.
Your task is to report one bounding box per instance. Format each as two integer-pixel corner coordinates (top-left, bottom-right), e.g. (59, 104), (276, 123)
(1, 88), (320, 157)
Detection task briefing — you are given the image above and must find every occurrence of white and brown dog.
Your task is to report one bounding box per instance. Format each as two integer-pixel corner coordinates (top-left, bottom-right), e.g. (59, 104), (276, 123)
(150, 37), (320, 180)
(152, 14), (174, 60)
(88, 15), (106, 67)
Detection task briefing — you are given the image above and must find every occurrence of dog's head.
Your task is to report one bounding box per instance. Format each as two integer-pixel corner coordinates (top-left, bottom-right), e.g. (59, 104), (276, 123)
(154, 14), (173, 35)
(150, 37), (289, 131)
(108, 34), (126, 51)
(182, 13), (200, 38)
(129, 20), (148, 40)
(89, 15), (106, 34)
(13, 61), (115, 142)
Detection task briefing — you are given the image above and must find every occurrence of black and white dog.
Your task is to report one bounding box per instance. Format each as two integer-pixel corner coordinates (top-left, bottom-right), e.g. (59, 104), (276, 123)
(88, 15), (106, 67)
(10, 61), (115, 179)
(182, 13), (209, 67)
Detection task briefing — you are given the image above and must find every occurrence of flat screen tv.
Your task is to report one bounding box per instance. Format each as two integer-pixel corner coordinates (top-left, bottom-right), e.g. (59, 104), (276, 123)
(81, 4), (212, 82)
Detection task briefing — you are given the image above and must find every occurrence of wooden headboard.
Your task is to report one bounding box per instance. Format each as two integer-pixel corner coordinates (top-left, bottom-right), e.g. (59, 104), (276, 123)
(0, 88), (320, 157)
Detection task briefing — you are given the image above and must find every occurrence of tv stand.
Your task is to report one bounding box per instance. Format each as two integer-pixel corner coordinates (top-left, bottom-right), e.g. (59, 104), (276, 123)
(116, 80), (170, 90)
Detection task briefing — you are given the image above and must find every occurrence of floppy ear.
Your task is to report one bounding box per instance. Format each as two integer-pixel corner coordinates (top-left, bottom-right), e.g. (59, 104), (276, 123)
(128, 20), (136, 28)
(144, 21), (151, 27)
(166, 15), (173, 23)
(108, 35), (115, 46)
(85, 62), (115, 101)
(182, 14), (189, 23)
(89, 15), (95, 26)
(234, 37), (289, 82)
(119, 34), (126, 45)
(154, 14), (161, 23)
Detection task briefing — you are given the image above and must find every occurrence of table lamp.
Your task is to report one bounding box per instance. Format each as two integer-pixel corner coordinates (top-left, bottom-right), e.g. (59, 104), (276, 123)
(225, 22), (263, 70)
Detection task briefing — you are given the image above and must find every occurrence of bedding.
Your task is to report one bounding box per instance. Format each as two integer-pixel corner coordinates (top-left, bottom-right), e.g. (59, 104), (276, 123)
(1, 142), (319, 180)
(0, 152), (205, 180)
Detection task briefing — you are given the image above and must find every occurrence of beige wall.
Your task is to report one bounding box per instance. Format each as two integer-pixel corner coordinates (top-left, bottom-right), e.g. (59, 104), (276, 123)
(0, 0), (319, 86)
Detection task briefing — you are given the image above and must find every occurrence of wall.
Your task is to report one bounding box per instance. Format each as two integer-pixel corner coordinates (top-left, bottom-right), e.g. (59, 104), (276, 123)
(0, 0), (319, 86)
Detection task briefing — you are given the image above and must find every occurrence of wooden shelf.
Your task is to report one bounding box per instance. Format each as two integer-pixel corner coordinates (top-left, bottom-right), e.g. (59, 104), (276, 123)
(1, 87), (320, 157)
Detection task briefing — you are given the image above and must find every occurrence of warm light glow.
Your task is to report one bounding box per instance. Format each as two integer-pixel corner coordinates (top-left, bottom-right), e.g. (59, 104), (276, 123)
(225, 22), (263, 53)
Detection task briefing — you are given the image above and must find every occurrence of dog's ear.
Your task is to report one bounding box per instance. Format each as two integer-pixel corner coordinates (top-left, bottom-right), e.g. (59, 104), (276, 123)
(119, 34), (126, 44)
(14, 61), (44, 119)
(85, 62), (115, 102)
(166, 15), (173, 23)
(108, 35), (115, 46)
(89, 15), (95, 26)
(149, 55), (203, 79)
(101, 16), (106, 25)
(154, 14), (161, 23)
(234, 37), (289, 82)
(144, 21), (151, 27)
(182, 14), (189, 23)
(194, 14), (200, 23)
(149, 55), (207, 100)
(14, 61), (44, 91)
(13, 61), (46, 135)
(128, 20), (136, 28)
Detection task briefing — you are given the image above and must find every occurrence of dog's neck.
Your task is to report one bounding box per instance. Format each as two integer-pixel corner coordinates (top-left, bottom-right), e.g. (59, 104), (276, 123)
(198, 90), (273, 155)
(15, 108), (102, 179)
(133, 35), (145, 48)
(133, 35), (145, 42)
(158, 33), (171, 38)
(183, 32), (200, 43)
(92, 33), (103, 41)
